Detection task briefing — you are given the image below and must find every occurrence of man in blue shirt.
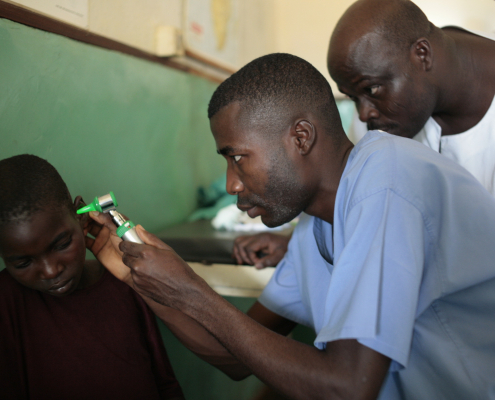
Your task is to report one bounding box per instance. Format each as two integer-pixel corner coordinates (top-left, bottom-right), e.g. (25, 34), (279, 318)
(88, 53), (495, 399)
(259, 129), (495, 398)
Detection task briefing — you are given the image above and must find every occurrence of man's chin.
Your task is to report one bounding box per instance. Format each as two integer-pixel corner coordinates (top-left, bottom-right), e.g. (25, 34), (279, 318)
(368, 121), (425, 139)
(260, 213), (295, 228)
(261, 219), (279, 228)
(373, 126), (415, 139)
(389, 128), (420, 139)
(369, 123), (397, 133)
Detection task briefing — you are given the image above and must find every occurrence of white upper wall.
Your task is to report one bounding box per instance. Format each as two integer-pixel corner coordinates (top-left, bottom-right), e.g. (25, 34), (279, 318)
(270, 0), (495, 97)
(88, 0), (183, 53)
(6, 0), (494, 92)
(415, 0), (495, 33)
(237, 0), (277, 67)
(271, 0), (350, 95)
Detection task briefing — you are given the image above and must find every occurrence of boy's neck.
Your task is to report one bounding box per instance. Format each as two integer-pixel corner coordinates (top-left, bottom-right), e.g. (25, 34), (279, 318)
(77, 260), (105, 290)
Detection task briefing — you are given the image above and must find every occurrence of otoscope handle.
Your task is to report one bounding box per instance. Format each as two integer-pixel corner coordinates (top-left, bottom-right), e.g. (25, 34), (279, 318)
(109, 210), (144, 244)
(76, 192), (144, 244)
(116, 221), (144, 244)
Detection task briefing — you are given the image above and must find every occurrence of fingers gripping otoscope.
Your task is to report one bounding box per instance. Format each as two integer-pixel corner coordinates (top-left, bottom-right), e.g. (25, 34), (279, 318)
(77, 192), (144, 244)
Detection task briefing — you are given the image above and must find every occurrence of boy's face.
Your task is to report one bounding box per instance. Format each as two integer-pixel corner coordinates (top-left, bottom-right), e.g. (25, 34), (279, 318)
(0, 206), (87, 297)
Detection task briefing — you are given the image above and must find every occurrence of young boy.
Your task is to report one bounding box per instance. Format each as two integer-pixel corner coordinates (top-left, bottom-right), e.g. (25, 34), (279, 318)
(0, 154), (184, 400)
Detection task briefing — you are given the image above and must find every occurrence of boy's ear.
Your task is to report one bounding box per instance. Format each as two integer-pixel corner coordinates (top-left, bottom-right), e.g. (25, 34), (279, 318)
(73, 196), (88, 227)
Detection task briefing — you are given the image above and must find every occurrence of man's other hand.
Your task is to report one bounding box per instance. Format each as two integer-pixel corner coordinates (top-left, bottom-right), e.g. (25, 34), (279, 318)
(232, 233), (291, 269)
(119, 226), (208, 309)
(84, 211), (132, 285)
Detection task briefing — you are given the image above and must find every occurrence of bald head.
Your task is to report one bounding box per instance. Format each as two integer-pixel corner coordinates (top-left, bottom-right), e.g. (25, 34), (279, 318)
(326, 0), (441, 139)
(330, 0), (432, 62)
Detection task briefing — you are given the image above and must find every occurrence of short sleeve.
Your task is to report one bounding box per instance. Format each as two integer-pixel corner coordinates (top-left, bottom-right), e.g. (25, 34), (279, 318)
(258, 214), (315, 327)
(316, 189), (426, 369)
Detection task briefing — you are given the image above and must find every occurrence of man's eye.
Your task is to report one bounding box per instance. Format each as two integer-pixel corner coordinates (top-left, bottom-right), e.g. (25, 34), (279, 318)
(367, 85), (379, 95)
(233, 155), (241, 163)
(346, 94), (358, 102)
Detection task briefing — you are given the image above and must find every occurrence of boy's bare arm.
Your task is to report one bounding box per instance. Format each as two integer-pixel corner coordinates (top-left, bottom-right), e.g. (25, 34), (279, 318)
(85, 211), (296, 380)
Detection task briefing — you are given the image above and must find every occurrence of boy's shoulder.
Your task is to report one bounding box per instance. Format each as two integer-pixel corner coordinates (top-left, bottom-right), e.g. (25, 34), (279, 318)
(0, 269), (27, 309)
(0, 268), (21, 290)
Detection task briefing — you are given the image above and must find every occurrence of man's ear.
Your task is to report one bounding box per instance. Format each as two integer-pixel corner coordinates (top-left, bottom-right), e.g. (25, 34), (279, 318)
(410, 38), (433, 71)
(292, 120), (316, 155)
(73, 195), (89, 228)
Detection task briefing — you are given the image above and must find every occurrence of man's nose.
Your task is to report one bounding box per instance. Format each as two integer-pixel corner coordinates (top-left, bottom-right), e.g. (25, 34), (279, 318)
(39, 257), (64, 280)
(226, 167), (244, 195)
(357, 100), (380, 122)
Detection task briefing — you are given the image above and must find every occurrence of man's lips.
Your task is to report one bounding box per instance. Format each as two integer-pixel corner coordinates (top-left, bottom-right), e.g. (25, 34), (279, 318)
(368, 122), (399, 133)
(246, 206), (260, 219)
(237, 204), (260, 219)
(237, 203), (252, 212)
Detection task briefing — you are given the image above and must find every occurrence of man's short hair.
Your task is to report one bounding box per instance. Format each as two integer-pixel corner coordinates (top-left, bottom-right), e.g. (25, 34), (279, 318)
(0, 154), (73, 224)
(208, 53), (342, 136)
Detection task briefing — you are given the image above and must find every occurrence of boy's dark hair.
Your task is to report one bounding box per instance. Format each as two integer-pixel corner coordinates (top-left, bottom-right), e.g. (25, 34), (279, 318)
(0, 154), (73, 224)
(208, 53), (342, 136)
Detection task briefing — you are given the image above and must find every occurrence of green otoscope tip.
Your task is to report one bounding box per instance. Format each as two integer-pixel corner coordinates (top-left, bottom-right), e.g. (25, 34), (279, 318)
(76, 197), (102, 214)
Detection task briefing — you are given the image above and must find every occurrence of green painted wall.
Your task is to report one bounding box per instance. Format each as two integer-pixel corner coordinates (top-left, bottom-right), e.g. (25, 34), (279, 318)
(0, 17), (323, 400)
(0, 18), (270, 399)
(0, 17), (225, 233)
(159, 297), (265, 400)
(158, 297), (316, 400)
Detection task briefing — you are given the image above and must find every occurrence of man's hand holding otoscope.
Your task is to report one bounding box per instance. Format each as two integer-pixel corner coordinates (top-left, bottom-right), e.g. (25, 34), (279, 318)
(81, 192), (210, 309)
(81, 192), (251, 380)
(77, 192), (143, 244)
(79, 192), (139, 285)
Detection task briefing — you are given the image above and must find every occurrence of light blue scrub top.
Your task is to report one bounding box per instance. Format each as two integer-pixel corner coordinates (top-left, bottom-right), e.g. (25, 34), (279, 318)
(259, 131), (495, 399)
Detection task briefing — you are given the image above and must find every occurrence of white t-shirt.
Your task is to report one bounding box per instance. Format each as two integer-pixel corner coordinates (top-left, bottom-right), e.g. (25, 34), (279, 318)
(414, 94), (495, 194)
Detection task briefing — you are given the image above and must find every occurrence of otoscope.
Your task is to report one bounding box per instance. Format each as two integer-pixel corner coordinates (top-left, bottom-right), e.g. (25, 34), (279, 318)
(76, 191), (144, 244)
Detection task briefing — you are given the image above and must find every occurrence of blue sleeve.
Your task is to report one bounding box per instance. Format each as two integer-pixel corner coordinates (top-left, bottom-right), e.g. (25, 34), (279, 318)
(316, 189), (426, 369)
(258, 214), (314, 327)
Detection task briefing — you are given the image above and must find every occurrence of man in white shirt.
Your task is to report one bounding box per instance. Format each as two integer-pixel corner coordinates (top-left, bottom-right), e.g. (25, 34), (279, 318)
(328, 0), (495, 194)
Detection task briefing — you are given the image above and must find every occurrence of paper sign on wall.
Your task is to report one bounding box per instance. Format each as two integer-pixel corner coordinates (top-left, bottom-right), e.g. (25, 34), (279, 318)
(184, 0), (240, 72)
(10, 0), (88, 28)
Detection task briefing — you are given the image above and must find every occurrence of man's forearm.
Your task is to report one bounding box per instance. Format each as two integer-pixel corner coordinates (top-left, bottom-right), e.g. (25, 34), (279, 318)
(141, 295), (252, 380)
(178, 283), (389, 400)
(114, 226), (388, 397)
